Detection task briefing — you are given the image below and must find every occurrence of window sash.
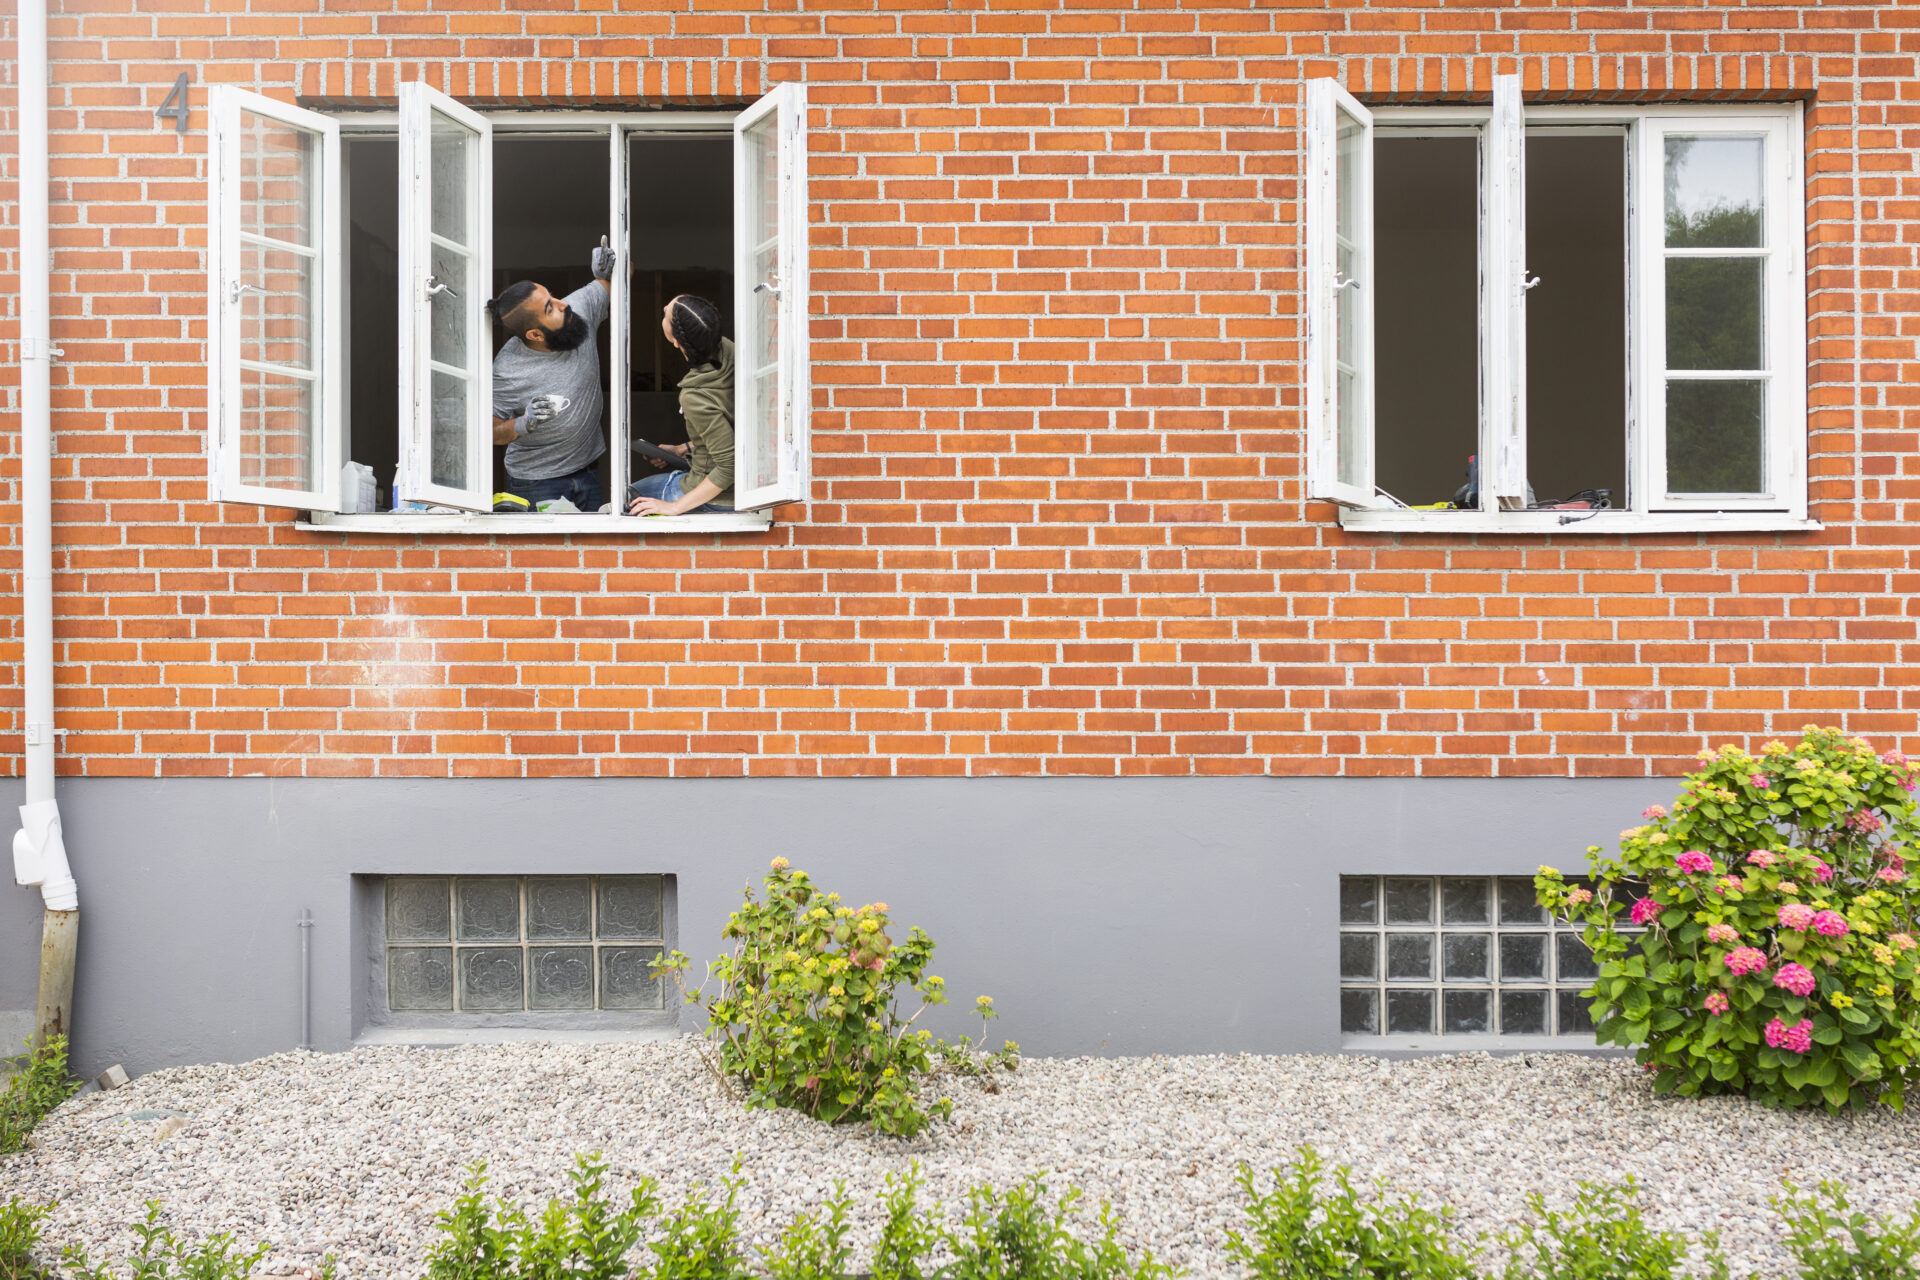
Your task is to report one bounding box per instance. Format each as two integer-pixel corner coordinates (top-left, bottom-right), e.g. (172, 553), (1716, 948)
(731, 83), (812, 512)
(1303, 78), (1385, 510)
(396, 83), (494, 513)
(1481, 76), (1530, 510)
(1637, 110), (1805, 514)
(207, 87), (343, 512)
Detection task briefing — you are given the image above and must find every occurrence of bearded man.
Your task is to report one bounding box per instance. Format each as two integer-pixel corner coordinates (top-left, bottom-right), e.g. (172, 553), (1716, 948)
(485, 241), (616, 510)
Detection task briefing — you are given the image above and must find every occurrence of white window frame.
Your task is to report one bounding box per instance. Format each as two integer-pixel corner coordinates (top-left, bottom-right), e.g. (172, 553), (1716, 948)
(204, 93), (810, 533)
(1310, 88), (1813, 534)
(395, 82), (493, 512)
(207, 87), (343, 512)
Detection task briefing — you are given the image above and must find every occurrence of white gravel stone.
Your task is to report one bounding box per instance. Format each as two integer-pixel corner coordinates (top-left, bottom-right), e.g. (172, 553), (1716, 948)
(4, 1042), (1918, 1277)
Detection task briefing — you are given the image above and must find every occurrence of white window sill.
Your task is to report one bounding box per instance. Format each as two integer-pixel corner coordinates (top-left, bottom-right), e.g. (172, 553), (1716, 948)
(299, 511), (773, 534)
(1338, 509), (1820, 535)
(1342, 1035), (1621, 1054)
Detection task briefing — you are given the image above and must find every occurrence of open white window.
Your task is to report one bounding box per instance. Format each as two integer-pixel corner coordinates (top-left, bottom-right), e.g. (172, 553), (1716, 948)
(207, 87), (342, 511)
(396, 83), (493, 511)
(732, 83), (811, 511)
(1303, 79), (1383, 510)
(1306, 82), (1808, 532)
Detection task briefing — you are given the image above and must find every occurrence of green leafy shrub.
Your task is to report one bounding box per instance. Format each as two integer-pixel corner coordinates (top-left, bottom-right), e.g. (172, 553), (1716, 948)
(945, 1175), (1172, 1280)
(423, 1155), (660, 1280)
(871, 1165), (943, 1280)
(644, 1171), (749, 1280)
(1226, 1146), (1476, 1280)
(759, 1183), (852, 1280)
(1776, 1181), (1920, 1279)
(653, 860), (962, 1137)
(1537, 726), (1920, 1110)
(0, 1037), (80, 1155)
(62, 1203), (306, 1280)
(1499, 1178), (1729, 1280)
(1, 1199), (50, 1280)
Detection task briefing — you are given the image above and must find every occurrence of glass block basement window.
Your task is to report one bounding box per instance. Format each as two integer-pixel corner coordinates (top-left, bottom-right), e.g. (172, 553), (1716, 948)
(386, 876), (665, 1013)
(1339, 876), (1624, 1038)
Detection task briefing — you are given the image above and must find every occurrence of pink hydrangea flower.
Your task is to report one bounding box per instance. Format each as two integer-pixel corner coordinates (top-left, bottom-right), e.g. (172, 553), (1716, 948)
(1704, 992), (1731, 1016)
(1778, 881), (1801, 894)
(1778, 903), (1816, 931)
(1878, 866), (1905, 883)
(1706, 923), (1740, 944)
(1848, 809), (1884, 834)
(1643, 804), (1668, 820)
(1719, 875), (1744, 893)
(1774, 963), (1817, 997)
(1813, 910), (1850, 938)
(1630, 897), (1662, 926)
(1750, 773), (1770, 788)
(1566, 888), (1593, 906)
(1726, 947), (1769, 976)
(1747, 850), (1776, 868)
(1810, 860), (1834, 884)
(1884, 749), (1908, 767)
(1676, 851), (1713, 875)
(1895, 933), (1918, 952)
(1765, 1017), (1813, 1054)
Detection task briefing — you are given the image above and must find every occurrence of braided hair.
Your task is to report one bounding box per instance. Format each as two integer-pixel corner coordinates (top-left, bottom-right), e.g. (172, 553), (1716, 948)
(666, 294), (724, 369)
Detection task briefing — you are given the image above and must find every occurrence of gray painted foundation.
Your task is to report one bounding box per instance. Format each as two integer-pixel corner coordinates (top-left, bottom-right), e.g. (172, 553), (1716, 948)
(0, 777), (1673, 1078)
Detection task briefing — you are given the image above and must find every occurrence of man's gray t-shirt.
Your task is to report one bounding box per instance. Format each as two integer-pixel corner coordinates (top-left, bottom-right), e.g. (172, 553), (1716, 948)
(492, 282), (608, 481)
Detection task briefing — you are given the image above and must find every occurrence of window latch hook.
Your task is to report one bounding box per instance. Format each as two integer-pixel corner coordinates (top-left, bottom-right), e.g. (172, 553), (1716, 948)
(1522, 274), (1542, 292)
(425, 275), (459, 299)
(1333, 274), (1361, 291)
(754, 281), (782, 300)
(227, 280), (265, 303)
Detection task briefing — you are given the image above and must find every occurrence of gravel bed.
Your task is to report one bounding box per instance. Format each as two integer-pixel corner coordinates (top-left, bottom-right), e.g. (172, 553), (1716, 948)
(4, 1042), (1919, 1277)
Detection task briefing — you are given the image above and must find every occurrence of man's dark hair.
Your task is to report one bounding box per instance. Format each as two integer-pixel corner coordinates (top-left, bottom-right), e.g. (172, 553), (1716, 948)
(485, 280), (543, 337)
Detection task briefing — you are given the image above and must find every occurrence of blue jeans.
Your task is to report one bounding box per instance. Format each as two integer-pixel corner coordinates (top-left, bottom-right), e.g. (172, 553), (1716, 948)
(626, 468), (732, 515)
(507, 463), (605, 512)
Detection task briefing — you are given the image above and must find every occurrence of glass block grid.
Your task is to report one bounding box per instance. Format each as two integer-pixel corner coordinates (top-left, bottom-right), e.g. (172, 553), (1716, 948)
(386, 876), (666, 1013)
(1339, 876), (1632, 1038)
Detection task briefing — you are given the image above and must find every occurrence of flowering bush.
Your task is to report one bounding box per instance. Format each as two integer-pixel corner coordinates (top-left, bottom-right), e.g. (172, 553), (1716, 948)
(1537, 726), (1920, 1111)
(652, 860), (958, 1137)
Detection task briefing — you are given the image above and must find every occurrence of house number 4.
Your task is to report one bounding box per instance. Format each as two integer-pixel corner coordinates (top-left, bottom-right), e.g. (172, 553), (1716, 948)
(155, 72), (189, 134)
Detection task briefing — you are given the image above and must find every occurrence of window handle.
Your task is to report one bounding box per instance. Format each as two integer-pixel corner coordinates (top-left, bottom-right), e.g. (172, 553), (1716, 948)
(1522, 273), (1542, 292)
(754, 281), (782, 300)
(1333, 273), (1361, 291)
(227, 281), (265, 304)
(425, 275), (459, 299)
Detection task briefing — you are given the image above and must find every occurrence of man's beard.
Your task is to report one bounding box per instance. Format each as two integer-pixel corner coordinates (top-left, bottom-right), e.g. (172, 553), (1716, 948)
(543, 306), (591, 352)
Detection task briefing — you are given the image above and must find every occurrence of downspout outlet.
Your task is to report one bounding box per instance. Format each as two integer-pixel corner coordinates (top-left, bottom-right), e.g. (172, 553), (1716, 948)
(13, 799), (77, 912)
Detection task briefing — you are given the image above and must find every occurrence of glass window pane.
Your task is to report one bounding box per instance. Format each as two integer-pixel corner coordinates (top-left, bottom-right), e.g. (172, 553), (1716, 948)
(238, 368), (315, 492)
(240, 242), (315, 372)
(458, 947), (524, 1012)
(1442, 933), (1491, 982)
(1443, 990), (1491, 1034)
(1665, 136), (1763, 248)
(455, 877), (521, 941)
(429, 369), (470, 488)
(1384, 878), (1433, 924)
(429, 114), (473, 247)
(739, 110), (781, 497)
(1386, 933), (1434, 981)
(429, 240), (471, 368)
(1385, 989), (1434, 1035)
(1340, 933), (1378, 982)
(1339, 877), (1378, 925)
(1440, 878), (1490, 924)
(1341, 988), (1379, 1035)
(1500, 933), (1549, 982)
(601, 946), (665, 1010)
(1556, 932), (1600, 983)
(1334, 106), (1366, 489)
(1502, 989), (1549, 1035)
(240, 113), (315, 247)
(387, 877), (450, 942)
(597, 876), (664, 941)
(1665, 258), (1762, 371)
(526, 877), (592, 941)
(1498, 877), (1544, 924)
(1557, 988), (1596, 1035)
(529, 946), (595, 1010)
(387, 946), (453, 1011)
(1666, 379), (1764, 494)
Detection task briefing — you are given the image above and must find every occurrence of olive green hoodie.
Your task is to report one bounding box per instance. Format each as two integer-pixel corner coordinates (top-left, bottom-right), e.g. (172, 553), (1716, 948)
(679, 338), (735, 508)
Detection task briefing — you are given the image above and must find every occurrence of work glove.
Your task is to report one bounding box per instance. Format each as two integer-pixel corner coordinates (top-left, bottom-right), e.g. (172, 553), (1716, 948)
(517, 394), (567, 435)
(591, 236), (616, 282)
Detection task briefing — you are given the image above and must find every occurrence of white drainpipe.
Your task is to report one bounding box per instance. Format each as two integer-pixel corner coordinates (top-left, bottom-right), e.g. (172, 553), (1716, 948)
(9, 0), (80, 1051)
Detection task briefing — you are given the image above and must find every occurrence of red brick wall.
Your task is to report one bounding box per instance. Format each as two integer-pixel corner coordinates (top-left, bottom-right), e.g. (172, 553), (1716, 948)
(0, 0), (1906, 780)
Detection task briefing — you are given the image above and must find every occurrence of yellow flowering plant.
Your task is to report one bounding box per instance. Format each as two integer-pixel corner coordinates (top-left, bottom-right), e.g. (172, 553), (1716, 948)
(1538, 727), (1920, 1112)
(651, 861), (957, 1136)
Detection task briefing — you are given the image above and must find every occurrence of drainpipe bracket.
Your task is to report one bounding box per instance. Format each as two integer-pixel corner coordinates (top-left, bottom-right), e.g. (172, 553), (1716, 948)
(20, 338), (63, 362)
